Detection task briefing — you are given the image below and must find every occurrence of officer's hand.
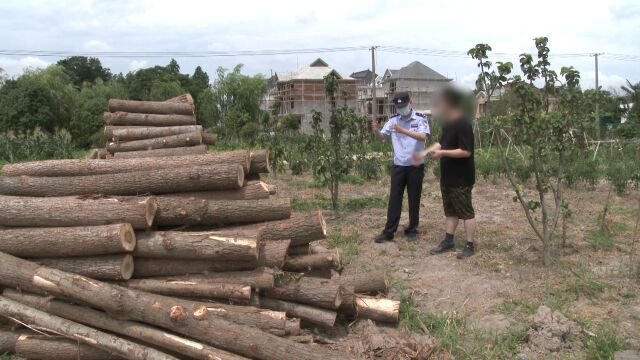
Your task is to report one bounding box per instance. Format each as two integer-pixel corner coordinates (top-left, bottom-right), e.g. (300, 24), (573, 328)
(431, 149), (444, 160)
(391, 123), (404, 134)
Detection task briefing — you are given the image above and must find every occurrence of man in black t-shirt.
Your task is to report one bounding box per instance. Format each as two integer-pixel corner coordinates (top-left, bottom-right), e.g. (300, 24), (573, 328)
(413, 87), (476, 258)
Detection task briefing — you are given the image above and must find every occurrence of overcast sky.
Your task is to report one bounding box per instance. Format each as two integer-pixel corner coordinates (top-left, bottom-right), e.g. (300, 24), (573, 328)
(1, 0), (639, 91)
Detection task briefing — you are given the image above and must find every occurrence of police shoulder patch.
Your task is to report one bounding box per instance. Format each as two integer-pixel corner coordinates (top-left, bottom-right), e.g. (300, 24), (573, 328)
(414, 112), (426, 118)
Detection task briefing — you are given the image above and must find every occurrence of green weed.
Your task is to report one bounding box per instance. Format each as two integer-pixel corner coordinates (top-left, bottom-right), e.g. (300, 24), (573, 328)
(328, 229), (362, 266)
(291, 194), (387, 212)
(566, 264), (612, 298)
(584, 323), (622, 360)
(588, 228), (616, 251)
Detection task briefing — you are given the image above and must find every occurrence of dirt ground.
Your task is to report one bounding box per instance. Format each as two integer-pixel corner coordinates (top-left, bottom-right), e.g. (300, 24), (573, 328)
(270, 171), (640, 360)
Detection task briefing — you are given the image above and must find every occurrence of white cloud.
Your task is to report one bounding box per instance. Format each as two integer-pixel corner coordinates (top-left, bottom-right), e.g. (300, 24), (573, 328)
(128, 60), (147, 71)
(0, 56), (49, 77)
(83, 40), (111, 52)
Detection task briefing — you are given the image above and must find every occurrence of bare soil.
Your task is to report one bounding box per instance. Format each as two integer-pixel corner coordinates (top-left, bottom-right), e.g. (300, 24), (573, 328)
(270, 171), (640, 359)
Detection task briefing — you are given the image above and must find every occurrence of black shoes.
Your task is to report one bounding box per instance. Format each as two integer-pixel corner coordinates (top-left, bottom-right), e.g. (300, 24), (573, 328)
(430, 240), (455, 255)
(404, 232), (418, 242)
(374, 233), (394, 243)
(457, 244), (475, 259)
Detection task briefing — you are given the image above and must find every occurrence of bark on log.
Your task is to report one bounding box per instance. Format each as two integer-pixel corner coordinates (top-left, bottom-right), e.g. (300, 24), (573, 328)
(339, 270), (388, 294)
(154, 196), (209, 226)
(0, 165), (244, 196)
(0, 224), (135, 258)
(256, 240), (290, 269)
(0, 333), (122, 360)
(287, 244), (310, 256)
(134, 231), (257, 261)
(259, 297), (337, 328)
(2, 152), (247, 178)
(112, 145), (207, 159)
(133, 258), (256, 278)
(110, 125), (202, 141)
(283, 249), (340, 272)
(160, 181), (270, 201)
(165, 93), (193, 105)
(104, 112), (196, 126)
(264, 276), (343, 310)
(2, 290), (246, 360)
(0, 296), (177, 360)
(124, 279), (251, 301)
(0, 195), (156, 230)
(202, 132), (217, 145)
(249, 150), (271, 174)
(104, 125), (143, 140)
(204, 197), (291, 225)
(353, 296), (400, 323)
(265, 184), (277, 195)
(34, 255), (134, 281)
(107, 132), (202, 153)
(0, 253), (347, 360)
(258, 211), (327, 245)
(107, 99), (194, 115)
(146, 268), (274, 290)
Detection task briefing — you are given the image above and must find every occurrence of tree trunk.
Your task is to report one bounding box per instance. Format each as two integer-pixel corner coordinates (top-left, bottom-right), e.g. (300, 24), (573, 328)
(133, 258), (256, 278)
(165, 93), (193, 105)
(160, 181), (270, 201)
(202, 133), (217, 145)
(113, 145), (207, 159)
(264, 276), (343, 310)
(134, 230), (257, 261)
(34, 254), (134, 281)
(259, 297), (337, 328)
(258, 211), (327, 245)
(0, 296), (177, 360)
(2, 290), (246, 360)
(249, 150), (270, 174)
(338, 270), (388, 294)
(2, 333), (122, 360)
(253, 240), (290, 269)
(146, 268), (274, 290)
(353, 296), (399, 323)
(104, 112), (197, 126)
(153, 196), (209, 226)
(2, 151), (250, 178)
(204, 197), (291, 226)
(107, 99), (195, 115)
(283, 250), (340, 272)
(0, 224), (135, 258)
(288, 244), (310, 256)
(0, 253), (349, 360)
(123, 279), (251, 301)
(0, 165), (244, 196)
(107, 132), (202, 153)
(110, 125), (202, 141)
(0, 195), (156, 230)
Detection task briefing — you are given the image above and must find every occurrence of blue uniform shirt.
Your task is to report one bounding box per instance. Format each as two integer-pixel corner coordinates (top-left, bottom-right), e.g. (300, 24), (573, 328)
(380, 110), (430, 166)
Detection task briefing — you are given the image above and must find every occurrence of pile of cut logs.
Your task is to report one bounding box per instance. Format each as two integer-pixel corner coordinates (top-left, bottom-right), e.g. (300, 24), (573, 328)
(0, 143), (399, 358)
(89, 94), (216, 160)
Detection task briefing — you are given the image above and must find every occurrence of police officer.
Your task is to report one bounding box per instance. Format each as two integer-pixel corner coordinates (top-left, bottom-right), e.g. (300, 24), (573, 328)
(371, 92), (430, 243)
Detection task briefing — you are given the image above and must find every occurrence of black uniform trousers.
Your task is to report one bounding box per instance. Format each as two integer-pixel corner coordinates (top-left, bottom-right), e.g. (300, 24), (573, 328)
(383, 164), (425, 235)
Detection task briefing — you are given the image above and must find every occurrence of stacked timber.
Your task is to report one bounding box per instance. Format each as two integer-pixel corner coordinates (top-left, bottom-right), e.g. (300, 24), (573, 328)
(0, 127), (398, 358)
(103, 93), (217, 158)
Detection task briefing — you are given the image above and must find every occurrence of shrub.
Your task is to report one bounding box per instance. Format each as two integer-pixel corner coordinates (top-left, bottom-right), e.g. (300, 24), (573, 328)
(0, 130), (77, 164)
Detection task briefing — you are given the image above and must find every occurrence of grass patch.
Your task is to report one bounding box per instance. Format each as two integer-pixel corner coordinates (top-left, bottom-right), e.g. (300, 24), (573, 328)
(566, 263), (612, 298)
(0, 354), (17, 360)
(291, 193), (388, 212)
(499, 297), (538, 317)
(584, 323), (622, 360)
(328, 228), (362, 266)
(588, 228), (616, 251)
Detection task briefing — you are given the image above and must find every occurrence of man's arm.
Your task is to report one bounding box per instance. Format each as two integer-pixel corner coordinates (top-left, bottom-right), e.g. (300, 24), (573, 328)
(432, 148), (472, 159)
(370, 120), (385, 141)
(393, 123), (428, 141)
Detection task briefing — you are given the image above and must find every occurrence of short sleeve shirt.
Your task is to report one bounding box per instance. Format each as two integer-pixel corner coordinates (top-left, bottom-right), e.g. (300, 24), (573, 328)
(380, 111), (430, 166)
(439, 116), (475, 187)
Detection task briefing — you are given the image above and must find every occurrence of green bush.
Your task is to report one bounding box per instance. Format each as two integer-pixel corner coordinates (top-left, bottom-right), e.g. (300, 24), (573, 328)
(239, 122), (261, 144)
(0, 130), (77, 164)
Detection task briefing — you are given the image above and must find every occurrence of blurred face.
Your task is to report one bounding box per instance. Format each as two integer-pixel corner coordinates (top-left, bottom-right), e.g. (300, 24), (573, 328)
(437, 96), (454, 119)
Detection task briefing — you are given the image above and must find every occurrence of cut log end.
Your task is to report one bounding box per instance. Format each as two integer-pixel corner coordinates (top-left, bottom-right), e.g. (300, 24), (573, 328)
(236, 165), (245, 189)
(318, 211), (327, 238)
(121, 254), (135, 280)
(120, 224), (136, 252)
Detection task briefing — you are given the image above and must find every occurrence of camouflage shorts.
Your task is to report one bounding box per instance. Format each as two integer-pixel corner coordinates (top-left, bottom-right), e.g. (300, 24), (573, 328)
(441, 186), (475, 220)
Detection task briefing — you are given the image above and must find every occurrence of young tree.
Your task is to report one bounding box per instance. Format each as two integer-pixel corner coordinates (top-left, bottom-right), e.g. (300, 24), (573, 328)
(306, 74), (358, 209)
(469, 38), (585, 266)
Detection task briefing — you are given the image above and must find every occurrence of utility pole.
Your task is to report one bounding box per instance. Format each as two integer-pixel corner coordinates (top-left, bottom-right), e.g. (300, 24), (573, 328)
(371, 46), (378, 125)
(593, 52), (604, 139)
